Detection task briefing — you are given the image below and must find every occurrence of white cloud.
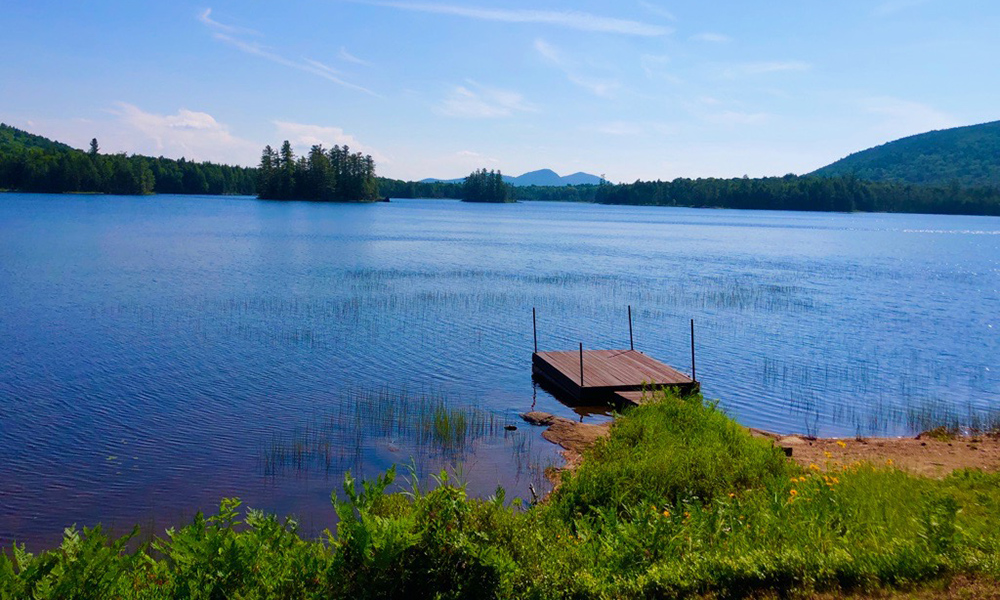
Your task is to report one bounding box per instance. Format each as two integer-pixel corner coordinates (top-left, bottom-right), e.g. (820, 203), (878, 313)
(873, 0), (933, 17)
(199, 9), (378, 96)
(111, 103), (260, 164)
(535, 39), (622, 97)
(455, 149), (499, 163)
(339, 47), (372, 67)
(861, 96), (958, 138)
(272, 121), (388, 163)
(702, 110), (771, 126)
(640, 53), (681, 84)
(435, 81), (536, 118)
(721, 61), (811, 78)
(690, 32), (731, 43)
(302, 58), (342, 76)
(197, 8), (259, 36)
(366, 1), (672, 36)
(590, 121), (675, 137)
(637, 1), (677, 21)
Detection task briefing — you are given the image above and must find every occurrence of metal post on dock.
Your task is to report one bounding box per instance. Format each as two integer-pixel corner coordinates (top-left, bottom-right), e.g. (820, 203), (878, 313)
(690, 319), (697, 382)
(532, 307), (538, 353)
(579, 342), (584, 387)
(628, 305), (634, 351)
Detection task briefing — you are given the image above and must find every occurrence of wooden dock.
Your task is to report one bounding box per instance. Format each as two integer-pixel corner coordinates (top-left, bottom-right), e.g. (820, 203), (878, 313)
(532, 349), (697, 404)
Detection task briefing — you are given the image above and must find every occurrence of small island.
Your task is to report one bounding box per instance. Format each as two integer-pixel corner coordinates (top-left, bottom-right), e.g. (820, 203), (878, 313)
(256, 141), (379, 202)
(461, 168), (514, 203)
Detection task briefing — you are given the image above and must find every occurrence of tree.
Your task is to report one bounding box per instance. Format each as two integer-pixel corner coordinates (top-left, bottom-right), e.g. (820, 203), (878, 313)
(252, 140), (379, 201)
(462, 168), (513, 203)
(88, 138), (99, 157)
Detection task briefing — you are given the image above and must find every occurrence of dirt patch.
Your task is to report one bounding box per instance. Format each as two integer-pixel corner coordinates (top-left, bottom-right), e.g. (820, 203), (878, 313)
(750, 428), (1000, 478)
(804, 574), (1000, 599)
(521, 411), (610, 474)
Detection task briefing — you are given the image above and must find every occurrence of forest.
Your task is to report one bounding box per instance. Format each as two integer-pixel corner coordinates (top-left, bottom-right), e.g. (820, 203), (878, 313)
(5, 121), (1000, 215)
(815, 119), (1000, 187)
(256, 141), (379, 202)
(461, 168), (513, 203)
(377, 178), (598, 203)
(595, 174), (1000, 216)
(0, 123), (256, 195)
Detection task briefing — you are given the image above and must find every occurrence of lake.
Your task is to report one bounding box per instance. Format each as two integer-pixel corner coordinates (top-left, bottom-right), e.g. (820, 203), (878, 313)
(1, 193), (998, 549)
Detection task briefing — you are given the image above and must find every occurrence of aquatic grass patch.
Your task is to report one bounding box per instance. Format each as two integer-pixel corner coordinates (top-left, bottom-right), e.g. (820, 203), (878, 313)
(5, 389), (1000, 598)
(259, 387), (547, 488)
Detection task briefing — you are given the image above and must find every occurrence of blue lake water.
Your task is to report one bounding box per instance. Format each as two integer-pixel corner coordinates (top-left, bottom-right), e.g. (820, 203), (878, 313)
(1, 192), (999, 548)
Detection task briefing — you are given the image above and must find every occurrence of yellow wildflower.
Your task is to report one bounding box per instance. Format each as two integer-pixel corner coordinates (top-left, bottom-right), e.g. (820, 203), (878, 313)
(789, 489), (798, 496)
(836, 440), (847, 448)
(728, 492), (736, 498)
(663, 510), (671, 518)
(809, 463), (821, 471)
(824, 451), (833, 459)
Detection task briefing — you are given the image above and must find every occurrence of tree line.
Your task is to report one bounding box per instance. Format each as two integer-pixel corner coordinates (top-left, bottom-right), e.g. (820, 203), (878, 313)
(0, 124), (256, 195)
(256, 141), (379, 201)
(594, 175), (1000, 216)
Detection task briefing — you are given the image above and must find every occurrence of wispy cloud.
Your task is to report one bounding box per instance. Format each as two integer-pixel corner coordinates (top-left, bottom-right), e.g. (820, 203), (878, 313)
(640, 53), (681, 84)
(112, 102), (260, 164)
(273, 120), (388, 162)
(199, 9), (379, 96)
(589, 120), (676, 137)
(873, 0), (933, 17)
(702, 110), (771, 126)
(455, 149), (499, 163)
(637, 1), (676, 21)
(861, 96), (958, 137)
(339, 46), (372, 67)
(721, 61), (811, 78)
(535, 39), (622, 98)
(365, 1), (671, 36)
(435, 81), (537, 118)
(690, 32), (731, 43)
(197, 8), (259, 36)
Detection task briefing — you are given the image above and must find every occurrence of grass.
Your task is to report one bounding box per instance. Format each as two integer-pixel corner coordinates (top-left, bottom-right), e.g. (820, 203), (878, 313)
(259, 387), (533, 478)
(4, 390), (1000, 598)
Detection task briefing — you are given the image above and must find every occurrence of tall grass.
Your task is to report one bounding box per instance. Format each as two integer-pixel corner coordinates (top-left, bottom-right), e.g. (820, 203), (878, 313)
(5, 389), (999, 598)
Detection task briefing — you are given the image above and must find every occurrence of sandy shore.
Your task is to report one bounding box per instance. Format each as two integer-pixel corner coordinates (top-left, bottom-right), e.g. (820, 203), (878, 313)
(521, 410), (1000, 480)
(751, 428), (1000, 478)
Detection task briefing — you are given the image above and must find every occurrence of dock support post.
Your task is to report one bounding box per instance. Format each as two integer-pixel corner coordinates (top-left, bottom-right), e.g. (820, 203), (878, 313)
(532, 307), (537, 353)
(628, 305), (634, 351)
(690, 319), (696, 382)
(579, 342), (584, 387)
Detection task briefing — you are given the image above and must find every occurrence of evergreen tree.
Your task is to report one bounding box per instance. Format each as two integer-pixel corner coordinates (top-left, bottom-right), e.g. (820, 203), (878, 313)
(462, 168), (513, 202)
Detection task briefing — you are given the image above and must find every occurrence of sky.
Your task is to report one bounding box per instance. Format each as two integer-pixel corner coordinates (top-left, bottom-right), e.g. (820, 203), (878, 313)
(1, 0), (997, 182)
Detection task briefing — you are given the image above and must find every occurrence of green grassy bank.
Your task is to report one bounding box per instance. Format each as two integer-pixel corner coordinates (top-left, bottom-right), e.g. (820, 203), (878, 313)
(3, 392), (999, 598)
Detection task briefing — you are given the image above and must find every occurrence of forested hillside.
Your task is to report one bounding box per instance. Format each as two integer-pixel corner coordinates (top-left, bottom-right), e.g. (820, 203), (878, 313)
(814, 120), (1000, 186)
(0, 123), (256, 195)
(595, 175), (1000, 216)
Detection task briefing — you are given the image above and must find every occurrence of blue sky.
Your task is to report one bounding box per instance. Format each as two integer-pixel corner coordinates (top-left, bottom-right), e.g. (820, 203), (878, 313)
(1, 0), (996, 182)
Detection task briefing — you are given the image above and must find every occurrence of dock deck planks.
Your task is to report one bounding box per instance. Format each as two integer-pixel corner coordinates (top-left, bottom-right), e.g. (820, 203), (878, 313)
(532, 349), (697, 404)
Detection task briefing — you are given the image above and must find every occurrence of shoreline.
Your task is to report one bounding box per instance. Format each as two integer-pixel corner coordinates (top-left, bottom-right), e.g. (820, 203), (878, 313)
(524, 410), (1000, 482)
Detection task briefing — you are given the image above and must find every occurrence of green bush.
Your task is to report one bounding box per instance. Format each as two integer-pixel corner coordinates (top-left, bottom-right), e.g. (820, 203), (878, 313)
(3, 390), (999, 598)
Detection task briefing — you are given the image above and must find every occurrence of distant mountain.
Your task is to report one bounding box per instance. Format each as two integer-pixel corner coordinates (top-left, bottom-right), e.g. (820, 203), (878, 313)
(420, 169), (602, 187)
(813, 120), (1000, 187)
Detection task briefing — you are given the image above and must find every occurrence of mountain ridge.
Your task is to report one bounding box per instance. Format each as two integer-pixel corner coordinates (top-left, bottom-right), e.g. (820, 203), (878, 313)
(420, 168), (602, 187)
(813, 120), (1000, 187)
